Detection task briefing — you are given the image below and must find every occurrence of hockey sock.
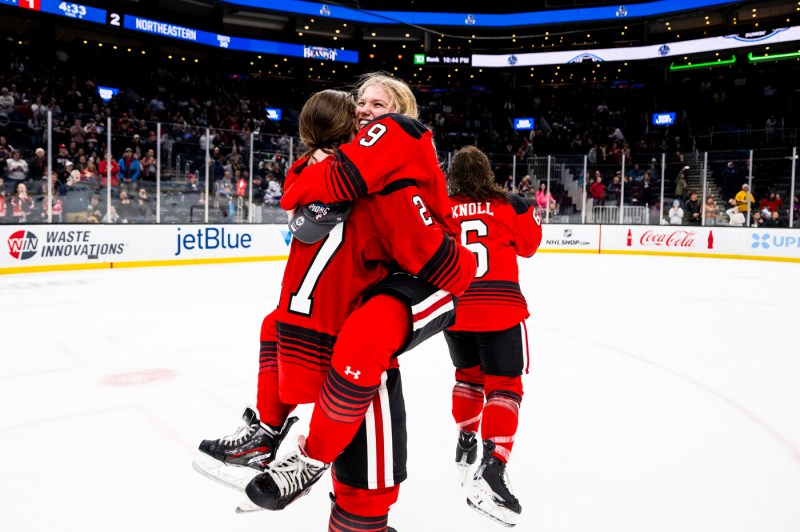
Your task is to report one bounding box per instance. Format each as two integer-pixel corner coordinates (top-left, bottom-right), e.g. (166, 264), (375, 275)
(306, 295), (408, 464)
(330, 477), (399, 530)
(452, 365), (485, 433)
(257, 312), (295, 427)
(329, 504), (390, 532)
(481, 375), (523, 463)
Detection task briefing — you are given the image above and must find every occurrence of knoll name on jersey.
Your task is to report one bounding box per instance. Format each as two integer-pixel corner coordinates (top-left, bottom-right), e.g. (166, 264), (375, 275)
(451, 201), (495, 219)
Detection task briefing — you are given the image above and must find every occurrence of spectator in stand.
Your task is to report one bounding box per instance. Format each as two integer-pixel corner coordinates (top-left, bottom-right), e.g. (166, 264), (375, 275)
(726, 199), (745, 227)
(684, 191), (701, 225)
(535, 182), (555, 213)
(38, 172), (64, 223)
(751, 211), (765, 228)
(517, 175), (533, 198)
(11, 182), (35, 222)
(0, 87), (14, 114)
(721, 161), (740, 201)
(63, 170), (91, 223)
(115, 190), (136, 223)
(130, 134), (144, 157)
(84, 119), (100, 150)
(24, 148), (44, 183)
(793, 195), (800, 228)
(54, 145), (72, 181)
(703, 196), (719, 225)
(668, 199), (684, 225)
(764, 210), (783, 228)
(6, 150), (29, 186)
(589, 172), (606, 207)
(674, 166), (689, 202)
(759, 191), (783, 215)
(87, 194), (105, 223)
(265, 175), (282, 204)
(0, 187), (7, 222)
(135, 188), (153, 222)
(641, 172), (657, 205)
(735, 184), (756, 217)
(82, 160), (99, 182)
(99, 152), (120, 189)
(140, 149), (157, 181)
(102, 204), (121, 224)
(70, 119), (86, 147)
(118, 148), (140, 194)
(61, 160), (77, 184)
(606, 173), (621, 205)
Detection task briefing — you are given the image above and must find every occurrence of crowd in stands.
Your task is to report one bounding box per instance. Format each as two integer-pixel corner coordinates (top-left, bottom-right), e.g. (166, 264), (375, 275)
(0, 40), (796, 226)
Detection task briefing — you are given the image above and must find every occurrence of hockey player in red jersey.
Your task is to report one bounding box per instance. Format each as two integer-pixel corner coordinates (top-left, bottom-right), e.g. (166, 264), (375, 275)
(243, 75), (475, 529)
(198, 88), (475, 531)
(280, 73), (451, 227)
(443, 145), (542, 527)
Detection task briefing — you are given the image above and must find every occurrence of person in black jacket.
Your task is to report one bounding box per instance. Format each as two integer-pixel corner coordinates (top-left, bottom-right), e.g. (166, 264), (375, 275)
(62, 170), (91, 223)
(684, 191), (701, 225)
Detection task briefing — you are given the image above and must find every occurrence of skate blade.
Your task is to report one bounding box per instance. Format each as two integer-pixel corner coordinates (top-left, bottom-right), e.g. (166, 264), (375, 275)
(235, 501), (264, 513)
(192, 452), (259, 493)
(466, 491), (518, 528)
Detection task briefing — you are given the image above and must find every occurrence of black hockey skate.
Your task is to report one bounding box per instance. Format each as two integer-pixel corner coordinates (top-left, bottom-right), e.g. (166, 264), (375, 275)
(466, 440), (522, 528)
(193, 407), (298, 492)
(455, 430), (478, 486)
(246, 435), (329, 510)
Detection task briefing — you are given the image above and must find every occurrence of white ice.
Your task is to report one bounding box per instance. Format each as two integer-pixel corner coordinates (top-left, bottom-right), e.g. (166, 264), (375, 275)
(1, 253), (799, 532)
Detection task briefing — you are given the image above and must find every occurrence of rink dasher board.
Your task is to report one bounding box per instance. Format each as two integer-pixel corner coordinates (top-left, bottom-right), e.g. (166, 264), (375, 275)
(1, 224), (799, 275)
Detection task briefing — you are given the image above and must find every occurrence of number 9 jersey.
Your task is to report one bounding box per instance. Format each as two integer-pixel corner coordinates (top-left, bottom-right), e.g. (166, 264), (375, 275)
(445, 193), (542, 332)
(273, 161), (477, 405)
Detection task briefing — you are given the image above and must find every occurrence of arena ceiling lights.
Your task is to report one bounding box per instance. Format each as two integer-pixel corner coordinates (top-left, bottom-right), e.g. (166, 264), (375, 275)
(220, 0), (738, 27)
(472, 26), (800, 67)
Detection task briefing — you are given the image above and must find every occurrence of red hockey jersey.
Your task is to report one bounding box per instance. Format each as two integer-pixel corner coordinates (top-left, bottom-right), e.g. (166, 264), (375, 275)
(445, 193), (542, 332)
(280, 113), (451, 229)
(274, 161), (476, 405)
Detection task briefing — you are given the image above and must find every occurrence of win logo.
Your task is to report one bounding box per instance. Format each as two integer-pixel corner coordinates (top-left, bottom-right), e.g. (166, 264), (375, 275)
(7, 230), (39, 260)
(751, 233), (770, 249)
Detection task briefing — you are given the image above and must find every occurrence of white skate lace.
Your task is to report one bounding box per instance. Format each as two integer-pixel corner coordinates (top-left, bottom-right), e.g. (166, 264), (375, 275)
(267, 453), (323, 497)
(218, 421), (257, 445)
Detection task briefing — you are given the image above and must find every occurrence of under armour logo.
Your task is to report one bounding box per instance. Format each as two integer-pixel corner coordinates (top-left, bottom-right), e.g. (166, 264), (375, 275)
(344, 366), (361, 379)
(751, 233), (770, 249)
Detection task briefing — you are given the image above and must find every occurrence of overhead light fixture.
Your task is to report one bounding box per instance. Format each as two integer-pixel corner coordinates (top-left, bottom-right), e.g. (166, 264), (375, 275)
(748, 51), (800, 62)
(669, 55), (736, 71)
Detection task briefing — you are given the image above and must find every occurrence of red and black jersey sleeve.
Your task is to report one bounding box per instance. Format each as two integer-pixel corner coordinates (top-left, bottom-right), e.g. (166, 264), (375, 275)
(508, 194), (543, 258)
(360, 182), (476, 297)
(280, 114), (451, 226)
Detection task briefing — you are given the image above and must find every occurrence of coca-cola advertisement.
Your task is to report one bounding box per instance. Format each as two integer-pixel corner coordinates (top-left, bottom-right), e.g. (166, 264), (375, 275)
(604, 226), (721, 255)
(630, 228), (714, 249)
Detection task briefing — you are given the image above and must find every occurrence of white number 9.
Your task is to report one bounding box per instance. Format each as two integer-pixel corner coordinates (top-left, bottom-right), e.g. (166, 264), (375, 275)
(359, 123), (387, 147)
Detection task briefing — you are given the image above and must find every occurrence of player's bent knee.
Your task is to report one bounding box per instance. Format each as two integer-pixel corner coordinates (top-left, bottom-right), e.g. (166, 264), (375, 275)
(455, 365), (484, 386)
(333, 481), (399, 517)
(484, 374), (523, 398)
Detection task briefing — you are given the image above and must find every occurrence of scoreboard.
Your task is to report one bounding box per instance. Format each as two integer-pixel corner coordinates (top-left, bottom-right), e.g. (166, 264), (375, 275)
(0, 0), (359, 63)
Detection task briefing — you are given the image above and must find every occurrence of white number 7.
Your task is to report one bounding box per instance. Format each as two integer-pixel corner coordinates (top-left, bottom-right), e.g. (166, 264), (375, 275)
(289, 223), (345, 316)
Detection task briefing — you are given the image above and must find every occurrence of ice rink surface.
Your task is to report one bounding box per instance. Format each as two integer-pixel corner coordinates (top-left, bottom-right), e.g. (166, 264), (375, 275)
(1, 253), (799, 532)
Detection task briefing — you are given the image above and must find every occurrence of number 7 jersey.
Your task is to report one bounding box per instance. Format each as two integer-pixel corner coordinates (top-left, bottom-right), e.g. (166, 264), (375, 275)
(274, 164), (476, 404)
(445, 193), (543, 332)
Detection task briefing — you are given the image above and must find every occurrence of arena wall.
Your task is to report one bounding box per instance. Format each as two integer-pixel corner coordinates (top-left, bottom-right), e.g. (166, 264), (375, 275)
(1, 224), (798, 275)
